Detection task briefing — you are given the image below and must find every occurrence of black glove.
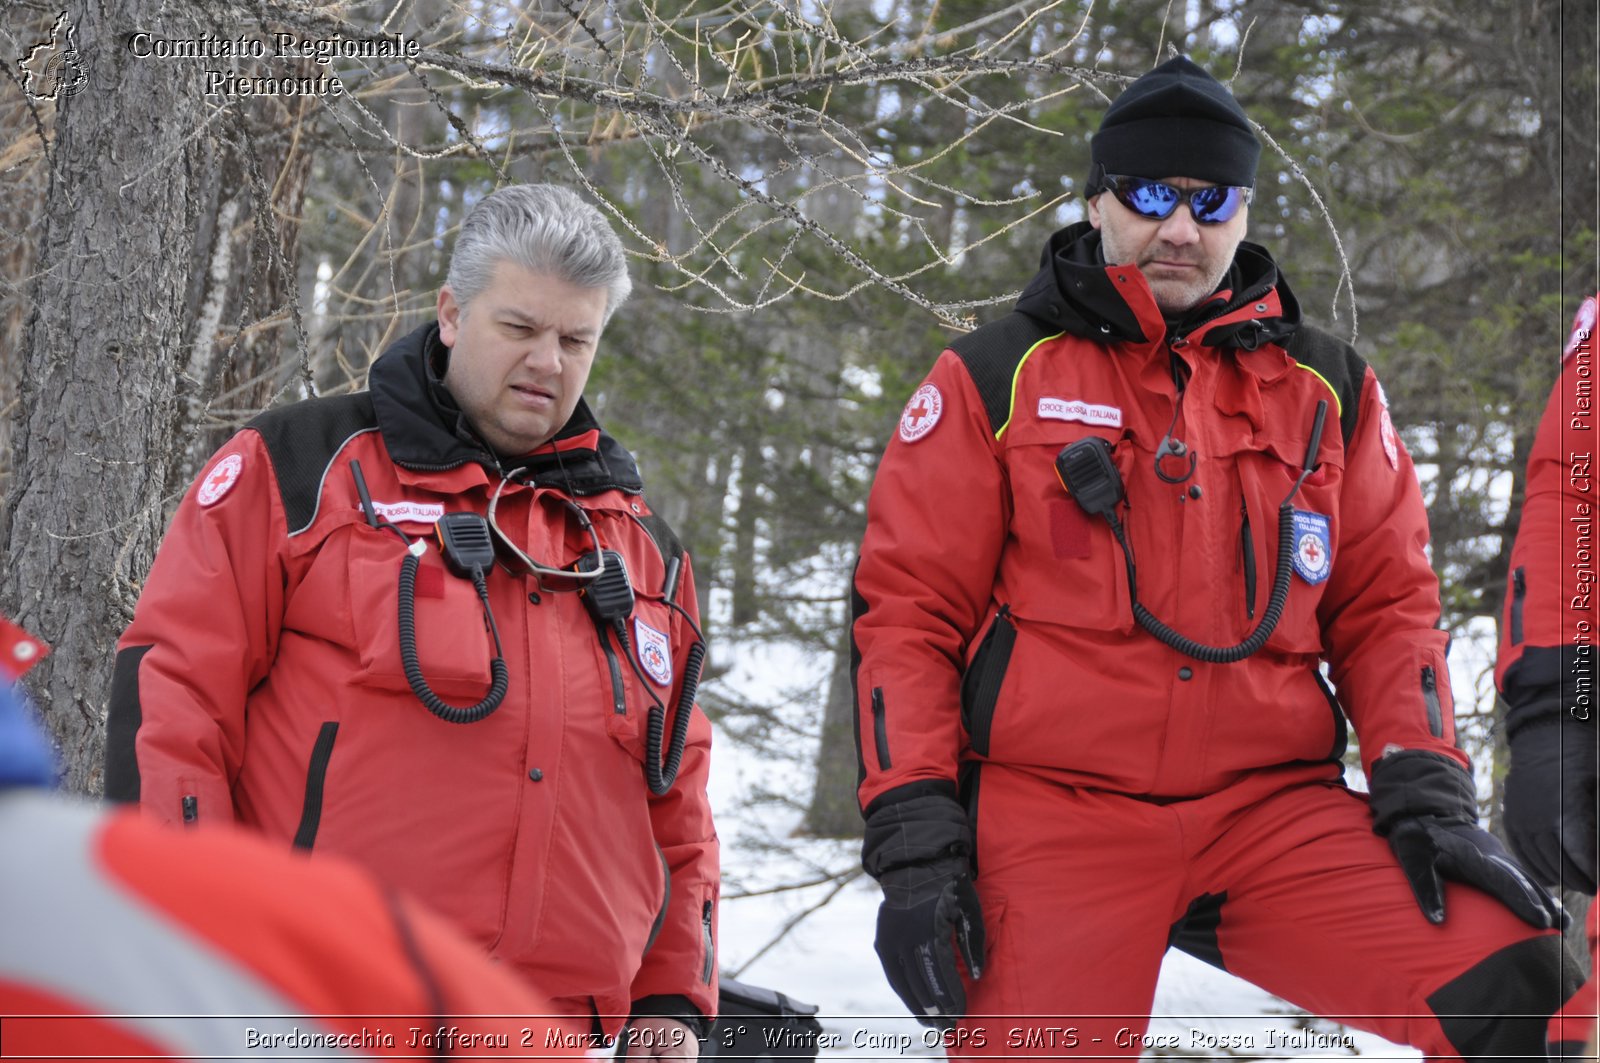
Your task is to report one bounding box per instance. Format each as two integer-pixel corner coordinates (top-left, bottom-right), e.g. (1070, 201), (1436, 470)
(1503, 698), (1598, 895)
(862, 789), (985, 1029)
(1369, 749), (1567, 930)
(875, 858), (985, 1030)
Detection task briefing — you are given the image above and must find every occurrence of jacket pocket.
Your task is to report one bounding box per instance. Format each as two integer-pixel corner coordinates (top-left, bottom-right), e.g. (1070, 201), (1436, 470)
(1311, 668), (1349, 763)
(1239, 498), (1257, 621)
(641, 844), (671, 959)
(870, 687), (892, 770)
(700, 897), (716, 985)
(1509, 565), (1526, 646)
(1001, 426), (1135, 634)
(291, 722), (339, 850)
(346, 527), (494, 697)
(961, 606), (1016, 757)
(1421, 664), (1444, 739)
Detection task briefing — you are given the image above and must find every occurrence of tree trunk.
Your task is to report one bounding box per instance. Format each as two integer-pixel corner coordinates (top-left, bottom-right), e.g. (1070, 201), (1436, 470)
(191, 94), (316, 460)
(0, 9), (58, 485)
(804, 577), (864, 837)
(3, 0), (233, 792)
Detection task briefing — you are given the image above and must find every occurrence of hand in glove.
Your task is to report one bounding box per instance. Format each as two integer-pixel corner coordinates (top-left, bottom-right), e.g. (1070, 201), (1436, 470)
(862, 789), (984, 1029)
(875, 858), (985, 1029)
(1503, 706), (1598, 895)
(1369, 749), (1567, 930)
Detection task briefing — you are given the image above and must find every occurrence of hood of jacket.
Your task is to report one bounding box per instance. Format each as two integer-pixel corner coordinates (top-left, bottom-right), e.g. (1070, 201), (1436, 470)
(1014, 221), (1305, 354)
(367, 322), (645, 496)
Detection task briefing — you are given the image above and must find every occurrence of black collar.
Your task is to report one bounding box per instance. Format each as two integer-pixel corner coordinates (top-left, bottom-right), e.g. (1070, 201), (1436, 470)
(1013, 222), (1302, 351)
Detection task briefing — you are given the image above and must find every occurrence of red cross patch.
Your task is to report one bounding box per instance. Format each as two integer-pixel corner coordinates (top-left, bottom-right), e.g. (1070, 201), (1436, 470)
(197, 453), (244, 507)
(634, 618), (672, 687)
(899, 383), (943, 444)
(1379, 408), (1400, 470)
(1290, 509), (1333, 585)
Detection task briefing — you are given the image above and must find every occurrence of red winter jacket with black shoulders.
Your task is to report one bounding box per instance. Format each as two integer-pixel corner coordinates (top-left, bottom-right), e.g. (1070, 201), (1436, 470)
(106, 323), (718, 1035)
(1496, 295), (1599, 713)
(853, 223), (1459, 811)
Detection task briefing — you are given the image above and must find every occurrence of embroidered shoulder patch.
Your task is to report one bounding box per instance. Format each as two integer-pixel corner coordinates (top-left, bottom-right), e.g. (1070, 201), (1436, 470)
(898, 383), (943, 443)
(1291, 510), (1333, 585)
(197, 453), (244, 507)
(634, 618), (672, 687)
(1037, 397), (1122, 429)
(1370, 376), (1400, 471)
(1379, 407), (1400, 470)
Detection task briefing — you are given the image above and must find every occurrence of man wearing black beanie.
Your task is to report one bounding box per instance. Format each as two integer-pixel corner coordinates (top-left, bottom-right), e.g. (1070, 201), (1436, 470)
(852, 54), (1579, 1058)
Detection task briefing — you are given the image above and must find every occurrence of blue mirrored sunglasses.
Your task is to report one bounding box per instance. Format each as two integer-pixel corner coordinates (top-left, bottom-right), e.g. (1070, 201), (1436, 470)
(1103, 175), (1252, 225)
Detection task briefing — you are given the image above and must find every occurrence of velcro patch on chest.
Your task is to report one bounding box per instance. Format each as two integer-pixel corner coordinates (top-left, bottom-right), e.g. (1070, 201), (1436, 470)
(372, 500), (445, 525)
(1291, 509), (1333, 585)
(634, 617), (672, 687)
(1049, 498), (1093, 559)
(1037, 397), (1122, 429)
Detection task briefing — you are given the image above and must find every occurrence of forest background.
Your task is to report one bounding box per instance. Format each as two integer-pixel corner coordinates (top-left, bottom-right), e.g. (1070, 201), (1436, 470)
(0, 0), (1595, 1001)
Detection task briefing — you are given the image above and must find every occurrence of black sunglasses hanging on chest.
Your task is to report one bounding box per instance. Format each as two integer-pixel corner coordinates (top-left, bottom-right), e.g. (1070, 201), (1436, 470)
(1055, 400), (1328, 664)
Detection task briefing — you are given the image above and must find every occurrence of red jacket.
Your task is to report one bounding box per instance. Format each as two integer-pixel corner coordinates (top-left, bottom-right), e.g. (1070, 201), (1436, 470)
(1, 792), (585, 1059)
(853, 224), (1458, 808)
(106, 324), (718, 1033)
(1496, 294), (1599, 703)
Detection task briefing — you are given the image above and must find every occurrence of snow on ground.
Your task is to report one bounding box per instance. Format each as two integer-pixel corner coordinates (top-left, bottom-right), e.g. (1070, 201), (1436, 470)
(718, 862), (1417, 1060)
(706, 639), (1424, 1060)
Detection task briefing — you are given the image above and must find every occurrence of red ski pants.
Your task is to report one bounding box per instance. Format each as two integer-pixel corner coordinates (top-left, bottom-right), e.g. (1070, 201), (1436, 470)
(1547, 904), (1598, 1058)
(952, 765), (1577, 1059)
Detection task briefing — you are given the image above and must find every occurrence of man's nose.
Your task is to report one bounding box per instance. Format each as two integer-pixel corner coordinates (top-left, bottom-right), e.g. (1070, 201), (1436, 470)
(521, 330), (561, 372)
(1156, 206), (1201, 246)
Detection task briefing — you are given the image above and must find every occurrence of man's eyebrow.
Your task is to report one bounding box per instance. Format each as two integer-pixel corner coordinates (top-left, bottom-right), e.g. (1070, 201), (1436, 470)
(499, 308), (597, 337)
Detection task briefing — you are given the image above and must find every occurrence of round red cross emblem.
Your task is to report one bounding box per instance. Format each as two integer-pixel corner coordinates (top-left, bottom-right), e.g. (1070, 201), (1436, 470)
(197, 453), (244, 507)
(899, 383), (943, 444)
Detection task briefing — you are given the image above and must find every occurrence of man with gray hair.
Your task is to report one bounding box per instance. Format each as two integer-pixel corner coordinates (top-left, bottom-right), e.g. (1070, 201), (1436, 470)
(106, 184), (718, 1059)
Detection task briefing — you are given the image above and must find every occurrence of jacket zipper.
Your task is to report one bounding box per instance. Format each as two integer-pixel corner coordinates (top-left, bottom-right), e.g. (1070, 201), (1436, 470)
(394, 456), (477, 473)
(1509, 566), (1526, 646)
(597, 619), (627, 715)
(1239, 497), (1257, 620)
(1168, 274), (1276, 348)
(1420, 666), (1443, 738)
(871, 687), (892, 769)
(181, 795), (198, 824)
(700, 900), (715, 984)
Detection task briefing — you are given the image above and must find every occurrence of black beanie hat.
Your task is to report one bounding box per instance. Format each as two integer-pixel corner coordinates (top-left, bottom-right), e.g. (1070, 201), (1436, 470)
(1086, 55), (1260, 196)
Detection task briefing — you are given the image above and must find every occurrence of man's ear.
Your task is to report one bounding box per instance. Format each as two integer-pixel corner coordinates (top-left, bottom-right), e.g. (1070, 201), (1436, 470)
(437, 286), (461, 346)
(1086, 193), (1104, 231)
